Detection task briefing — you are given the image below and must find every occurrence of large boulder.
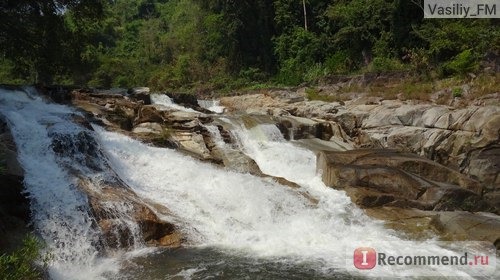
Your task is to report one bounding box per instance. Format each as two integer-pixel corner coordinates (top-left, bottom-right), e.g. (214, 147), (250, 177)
(365, 207), (500, 248)
(317, 149), (497, 213)
(80, 179), (182, 249)
(430, 212), (500, 248)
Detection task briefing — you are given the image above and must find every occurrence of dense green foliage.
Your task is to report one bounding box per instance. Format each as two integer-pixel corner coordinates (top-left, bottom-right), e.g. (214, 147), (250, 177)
(0, 0), (498, 89)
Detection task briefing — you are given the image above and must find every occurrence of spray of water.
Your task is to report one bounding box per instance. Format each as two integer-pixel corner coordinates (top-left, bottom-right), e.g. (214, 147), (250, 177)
(198, 100), (225, 114)
(150, 94), (197, 112)
(0, 89), (120, 279)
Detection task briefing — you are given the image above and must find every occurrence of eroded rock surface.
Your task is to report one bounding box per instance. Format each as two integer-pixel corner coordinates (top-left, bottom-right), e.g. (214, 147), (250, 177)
(221, 92), (500, 190)
(317, 149), (496, 212)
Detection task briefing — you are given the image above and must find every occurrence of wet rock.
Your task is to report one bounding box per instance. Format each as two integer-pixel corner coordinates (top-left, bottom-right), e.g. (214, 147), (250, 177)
(365, 207), (438, 240)
(167, 93), (199, 109)
(49, 129), (104, 172)
(0, 121), (23, 177)
(0, 174), (30, 253)
(80, 180), (182, 249)
(36, 85), (75, 104)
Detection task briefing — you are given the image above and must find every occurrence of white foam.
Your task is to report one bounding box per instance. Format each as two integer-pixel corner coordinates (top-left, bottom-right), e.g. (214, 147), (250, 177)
(0, 89), (119, 280)
(150, 94), (197, 112)
(94, 125), (490, 278)
(198, 100), (225, 114)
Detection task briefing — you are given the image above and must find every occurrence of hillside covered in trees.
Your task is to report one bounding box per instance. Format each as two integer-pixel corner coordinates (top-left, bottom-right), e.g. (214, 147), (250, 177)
(1, 0), (498, 91)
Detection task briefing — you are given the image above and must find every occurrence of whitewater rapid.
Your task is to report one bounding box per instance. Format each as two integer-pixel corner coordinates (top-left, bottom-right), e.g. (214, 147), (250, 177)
(95, 120), (495, 278)
(0, 88), (119, 279)
(1, 88), (496, 279)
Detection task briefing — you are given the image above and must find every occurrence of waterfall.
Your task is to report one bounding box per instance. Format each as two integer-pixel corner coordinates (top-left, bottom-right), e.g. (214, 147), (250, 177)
(1, 88), (496, 279)
(96, 122), (496, 278)
(0, 88), (141, 279)
(150, 94), (196, 112)
(198, 99), (225, 114)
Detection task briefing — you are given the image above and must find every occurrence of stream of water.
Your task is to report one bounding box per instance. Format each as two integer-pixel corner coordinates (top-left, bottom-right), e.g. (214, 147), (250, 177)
(0, 88), (497, 279)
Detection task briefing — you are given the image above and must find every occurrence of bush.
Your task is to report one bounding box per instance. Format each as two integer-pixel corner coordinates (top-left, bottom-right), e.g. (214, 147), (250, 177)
(443, 49), (478, 76)
(366, 57), (404, 73)
(452, 87), (463, 97)
(0, 235), (45, 280)
(275, 59), (303, 86)
(325, 51), (353, 74)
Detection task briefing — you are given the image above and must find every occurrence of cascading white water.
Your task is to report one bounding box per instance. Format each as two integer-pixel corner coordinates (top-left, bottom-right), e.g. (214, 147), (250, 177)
(95, 120), (495, 278)
(0, 88), (121, 280)
(2, 87), (496, 279)
(198, 99), (225, 114)
(150, 94), (197, 112)
(231, 122), (498, 277)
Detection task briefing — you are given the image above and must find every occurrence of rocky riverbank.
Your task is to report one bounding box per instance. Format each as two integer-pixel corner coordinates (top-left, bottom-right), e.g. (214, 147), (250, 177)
(2, 84), (499, 252)
(219, 88), (500, 246)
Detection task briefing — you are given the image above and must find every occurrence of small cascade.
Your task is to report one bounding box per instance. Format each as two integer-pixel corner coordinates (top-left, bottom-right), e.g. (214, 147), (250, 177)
(203, 125), (227, 148)
(150, 94), (196, 112)
(198, 99), (225, 114)
(241, 123), (286, 142)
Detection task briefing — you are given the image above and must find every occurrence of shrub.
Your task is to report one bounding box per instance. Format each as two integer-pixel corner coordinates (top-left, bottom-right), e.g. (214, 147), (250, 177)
(452, 87), (463, 98)
(367, 57), (404, 73)
(275, 59), (303, 86)
(443, 49), (478, 76)
(325, 51), (353, 74)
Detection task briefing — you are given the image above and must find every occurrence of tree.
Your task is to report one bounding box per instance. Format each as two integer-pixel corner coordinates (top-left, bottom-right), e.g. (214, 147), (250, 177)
(0, 0), (103, 84)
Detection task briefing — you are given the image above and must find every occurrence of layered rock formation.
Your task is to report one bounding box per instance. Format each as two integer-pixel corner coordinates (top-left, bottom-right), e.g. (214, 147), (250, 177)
(221, 89), (500, 246)
(221, 91), (499, 196)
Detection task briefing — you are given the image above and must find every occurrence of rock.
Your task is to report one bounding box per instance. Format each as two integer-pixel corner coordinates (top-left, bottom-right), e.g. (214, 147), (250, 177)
(134, 105), (164, 125)
(465, 145), (500, 190)
(49, 129), (104, 172)
(365, 207), (438, 240)
(366, 207), (500, 247)
(128, 87), (151, 105)
(0, 121), (23, 177)
(0, 119), (30, 253)
(171, 131), (212, 160)
(165, 111), (203, 123)
(36, 85), (75, 104)
(296, 138), (352, 152)
(317, 149), (496, 213)
(132, 122), (163, 134)
(430, 212), (500, 248)
(0, 174), (30, 253)
(167, 92), (199, 109)
(484, 191), (500, 210)
(80, 180), (182, 249)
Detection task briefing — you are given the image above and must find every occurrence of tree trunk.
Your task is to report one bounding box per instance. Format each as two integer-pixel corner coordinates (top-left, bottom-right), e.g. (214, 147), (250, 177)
(302, 0), (308, 31)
